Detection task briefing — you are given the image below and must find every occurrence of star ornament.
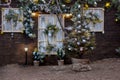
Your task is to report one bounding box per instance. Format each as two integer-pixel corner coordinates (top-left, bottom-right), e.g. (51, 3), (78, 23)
(105, 2), (111, 8)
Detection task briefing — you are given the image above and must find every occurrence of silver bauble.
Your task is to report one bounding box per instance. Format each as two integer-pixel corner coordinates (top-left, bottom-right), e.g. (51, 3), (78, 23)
(78, 5), (81, 8)
(80, 47), (83, 51)
(77, 14), (81, 18)
(74, 38), (77, 41)
(77, 42), (80, 45)
(94, 2), (97, 7)
(68, 48), (72, 50)
(82, 39), (86, 43)
(78, 31), (81, 33)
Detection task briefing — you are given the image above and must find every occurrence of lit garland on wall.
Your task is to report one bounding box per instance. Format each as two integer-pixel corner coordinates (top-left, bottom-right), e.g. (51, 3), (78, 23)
(18, 0), (97, 38)
(18, 0), (120, 38)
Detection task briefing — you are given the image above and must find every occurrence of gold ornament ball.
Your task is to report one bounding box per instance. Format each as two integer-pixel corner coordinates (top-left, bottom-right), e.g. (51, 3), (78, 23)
(85, 4), (89, 8)
(64, 0), (71, 3)
(84, 4), (89, 10)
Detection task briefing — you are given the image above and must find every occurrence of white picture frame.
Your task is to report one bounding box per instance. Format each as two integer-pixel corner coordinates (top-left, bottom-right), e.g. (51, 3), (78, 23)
(84, 8), (104, 33)
(2, 8), (24, 32)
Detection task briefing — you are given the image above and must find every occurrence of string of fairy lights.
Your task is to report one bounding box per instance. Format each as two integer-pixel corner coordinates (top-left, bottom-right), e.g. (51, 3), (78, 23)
(0, 0), (120, 37)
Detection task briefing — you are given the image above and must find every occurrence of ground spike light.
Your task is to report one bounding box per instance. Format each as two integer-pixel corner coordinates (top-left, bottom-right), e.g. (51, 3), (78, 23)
(24, 47), (28, 65)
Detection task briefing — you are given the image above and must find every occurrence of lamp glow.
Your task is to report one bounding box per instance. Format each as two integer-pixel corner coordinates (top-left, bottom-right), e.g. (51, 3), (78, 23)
(31, 13), (36, 17)
(24, 47), (28, 52)
(65, 14), (72, 18)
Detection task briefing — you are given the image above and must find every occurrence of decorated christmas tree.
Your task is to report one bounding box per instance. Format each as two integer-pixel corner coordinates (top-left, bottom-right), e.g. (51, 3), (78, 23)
(18, 0), (102, 58)
(64, 1), (101, 58)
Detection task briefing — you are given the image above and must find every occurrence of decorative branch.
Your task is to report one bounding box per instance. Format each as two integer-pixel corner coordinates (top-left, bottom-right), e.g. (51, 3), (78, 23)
(56, 0), (62, 13)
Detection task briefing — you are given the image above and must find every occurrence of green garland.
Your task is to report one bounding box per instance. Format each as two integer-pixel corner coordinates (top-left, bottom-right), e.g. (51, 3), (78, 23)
(17, 0), (120, 39)
(17, 0), (92, 38)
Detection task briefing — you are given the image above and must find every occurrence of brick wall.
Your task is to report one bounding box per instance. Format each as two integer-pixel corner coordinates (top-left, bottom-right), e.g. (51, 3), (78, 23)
(0, 1), (120, 66)
(91, 9), (120, 60)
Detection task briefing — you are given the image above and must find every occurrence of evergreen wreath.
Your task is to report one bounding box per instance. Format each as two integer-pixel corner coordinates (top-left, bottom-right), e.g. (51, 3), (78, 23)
(43, 24), (59, 37)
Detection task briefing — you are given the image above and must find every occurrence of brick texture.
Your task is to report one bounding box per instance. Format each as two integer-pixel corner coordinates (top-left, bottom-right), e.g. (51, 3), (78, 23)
(0, 1), (120, 66)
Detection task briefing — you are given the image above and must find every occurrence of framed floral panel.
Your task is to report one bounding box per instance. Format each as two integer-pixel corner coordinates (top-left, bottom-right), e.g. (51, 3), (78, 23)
(84, 8), (104, 33)
(2, 8), (24, 32)
(38, 14), (64, 55)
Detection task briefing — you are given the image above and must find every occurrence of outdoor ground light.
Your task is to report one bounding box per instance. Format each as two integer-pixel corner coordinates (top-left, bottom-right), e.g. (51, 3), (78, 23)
(24, 47), (28, 65)
(24, 47), (28, 52)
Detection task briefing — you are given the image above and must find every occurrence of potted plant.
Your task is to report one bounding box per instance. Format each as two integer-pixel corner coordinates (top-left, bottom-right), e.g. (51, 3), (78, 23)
(32, 48), (40, 66)
(37, 51), (45, 64)
(115, 47), (120, 56)
(63, 1), (101, 64)
(57, 48), (65, 66)
(32, 48), (45, 66)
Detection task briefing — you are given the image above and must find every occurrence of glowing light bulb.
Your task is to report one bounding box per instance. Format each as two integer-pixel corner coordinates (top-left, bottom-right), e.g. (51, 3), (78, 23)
(115, 18), (118, 22)
(31, 12), (37, 17)
(65, 14), (72, 18)
(24, 47), (28, 52)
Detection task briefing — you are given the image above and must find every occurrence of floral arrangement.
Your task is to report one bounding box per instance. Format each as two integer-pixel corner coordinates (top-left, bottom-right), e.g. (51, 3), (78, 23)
(44, 24), (59, 37)
(32, 48), (45, 62)
(46, 43), (55, 53)
(115, 47), (120, 56)
(32, 48), (39, 61)
(5, 9), (18, 22)
(86, 11), (103, 25)
(57, 48), (65, 60)
(32, 50), (39, 61)
(5, 9), (19, 27)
